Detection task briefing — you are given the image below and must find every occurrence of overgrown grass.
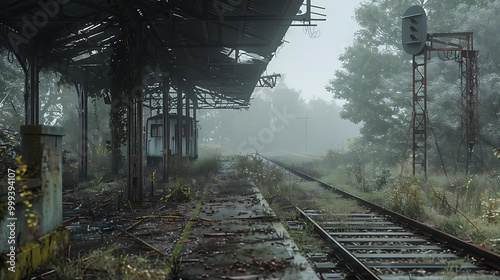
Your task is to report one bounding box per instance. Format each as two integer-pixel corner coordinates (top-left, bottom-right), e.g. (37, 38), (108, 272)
(50, 151), (222, 279)
(167, 145), (222, 179)
(278, 154), (500, 254)
(234, 154), (360, 215)
(48, 244), (167, 279)
(234, 154), (363, 258)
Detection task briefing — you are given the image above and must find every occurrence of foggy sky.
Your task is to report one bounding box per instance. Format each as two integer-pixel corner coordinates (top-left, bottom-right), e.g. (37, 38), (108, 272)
(265, 0), (363, 103)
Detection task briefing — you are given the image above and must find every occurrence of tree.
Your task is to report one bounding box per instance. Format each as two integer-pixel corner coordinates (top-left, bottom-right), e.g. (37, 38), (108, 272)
(326, 1), (414, 166)
(0, 50), (82, 177)
(0, 50), (24, 128)
(326, 0), (500, 170)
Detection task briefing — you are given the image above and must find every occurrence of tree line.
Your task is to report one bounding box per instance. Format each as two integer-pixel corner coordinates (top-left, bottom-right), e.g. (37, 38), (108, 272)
(326, 0), (500, 174)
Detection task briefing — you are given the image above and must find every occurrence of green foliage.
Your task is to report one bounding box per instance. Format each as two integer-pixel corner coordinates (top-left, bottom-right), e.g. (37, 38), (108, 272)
(169, 253), (182, 279)
(168, 152), (221, 180)
(494, 148), (500, 159)
(15, 156), (40, 228)
(481, 194), (500, 223)
(386, 177), (424, 219)
(372, 169), (392, 190)
(0, 128), (21, 178)
(321, 149), (346, 170)
(167, 156), (190, 179)
(88, 136), (112, 177)
(346, 163), (367, 190)
(236, 154), (304, 205)
(343, 139), (369, 189)
(192, 156), (220, 178)
(161, 178), (192, 203)
(0, 50), (25, 128)
(236, 154), (283, 187)
(49, 244), (167, 279)
(268, 151), (500, 252)
(289, 161), (322, 178)
(326, 0), (500, 171)
(437, 214), (472, 240)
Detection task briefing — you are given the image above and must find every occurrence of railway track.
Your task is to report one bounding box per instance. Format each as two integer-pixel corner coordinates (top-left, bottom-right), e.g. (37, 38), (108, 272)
(264, 156), (500, 280)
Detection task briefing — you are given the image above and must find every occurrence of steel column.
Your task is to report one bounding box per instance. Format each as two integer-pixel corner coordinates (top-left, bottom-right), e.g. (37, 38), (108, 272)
(177, 91), (183, 157)
(425, 33), (482, 175)
(412, 53), (427, 177)
(461, 50), (481, 174)
(77, 75), (88, 179)
(127, 26), (144, 202)
(186, 95), (191, 159)
(193, 95), (198, 159)
(162, 80), (170, 181)
(27, 49), (40, 125)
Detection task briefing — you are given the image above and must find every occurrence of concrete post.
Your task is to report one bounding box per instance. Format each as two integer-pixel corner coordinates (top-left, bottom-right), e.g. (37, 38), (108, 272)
(0, 125), (68, 279)
(20, 125), (64, 235)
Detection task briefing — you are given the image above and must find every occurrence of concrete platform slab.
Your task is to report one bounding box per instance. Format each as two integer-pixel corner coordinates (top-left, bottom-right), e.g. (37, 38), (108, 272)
(177, 175), (319, 279)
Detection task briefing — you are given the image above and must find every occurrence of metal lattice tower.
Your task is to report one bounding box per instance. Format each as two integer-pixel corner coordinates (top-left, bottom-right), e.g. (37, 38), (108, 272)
(410, 33), (482, 177)
(412, 52), (428, 177)
(403, 6), (482, 177)
(460, 49), (481, 174)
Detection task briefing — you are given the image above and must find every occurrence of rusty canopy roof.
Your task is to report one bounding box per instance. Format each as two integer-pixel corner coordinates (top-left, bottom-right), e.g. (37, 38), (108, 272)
(0, 0), (314, 108)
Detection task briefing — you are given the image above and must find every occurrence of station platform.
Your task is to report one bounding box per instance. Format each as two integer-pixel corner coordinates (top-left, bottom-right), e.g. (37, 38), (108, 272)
(175, 158), (319, 279)
(43, 158), (319, 279)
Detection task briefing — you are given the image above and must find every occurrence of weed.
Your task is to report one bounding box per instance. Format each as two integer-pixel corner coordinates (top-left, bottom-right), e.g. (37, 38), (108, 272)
(480, 193), (500, 223)
(88, 136), (114, 177)
(346, 163), (368, 191)
(161, 178), (192, 203)
(372, 169), (392, 190)
(235, 154), (284, 188)
(48, 244), (167, 279)
(385, 176), (424, 219)
(167, 152), (221, 180)
(252, 153), (500, 253)
(169, 253), (182, 280)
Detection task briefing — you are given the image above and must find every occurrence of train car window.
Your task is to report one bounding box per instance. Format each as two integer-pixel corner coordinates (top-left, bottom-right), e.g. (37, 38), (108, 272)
(151, 124), (163, 137)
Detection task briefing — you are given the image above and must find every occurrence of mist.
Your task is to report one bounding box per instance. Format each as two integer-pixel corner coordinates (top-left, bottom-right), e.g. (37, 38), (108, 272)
(197, 80), (359, 155)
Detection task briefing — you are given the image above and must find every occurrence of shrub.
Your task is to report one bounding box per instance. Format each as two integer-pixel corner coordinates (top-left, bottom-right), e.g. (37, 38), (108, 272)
(161, 178), (192, 203)
(481, 194), (500, 223)
(386, 177), (424, 219)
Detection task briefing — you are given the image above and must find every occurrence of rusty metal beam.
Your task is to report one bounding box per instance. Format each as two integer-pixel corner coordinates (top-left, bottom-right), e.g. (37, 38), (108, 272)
(461, 50), (481, 174)
(412, 32), (482, 176)
(412, 53), (427, 177)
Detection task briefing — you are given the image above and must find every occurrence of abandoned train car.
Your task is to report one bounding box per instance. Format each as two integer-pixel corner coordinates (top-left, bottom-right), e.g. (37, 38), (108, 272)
(146, 113), (197, 165)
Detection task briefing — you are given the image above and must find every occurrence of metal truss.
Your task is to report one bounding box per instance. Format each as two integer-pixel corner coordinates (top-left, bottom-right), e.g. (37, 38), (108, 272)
(412, 33), (482, 176)
(412, 53), (427, 177)
(256, 74), (281, 88)
(144, 85), (250, 111)
(461, 49), (481, 174)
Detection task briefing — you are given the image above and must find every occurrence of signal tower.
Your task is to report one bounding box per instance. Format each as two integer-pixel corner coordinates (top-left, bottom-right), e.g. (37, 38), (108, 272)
(402, 6), (481, 177)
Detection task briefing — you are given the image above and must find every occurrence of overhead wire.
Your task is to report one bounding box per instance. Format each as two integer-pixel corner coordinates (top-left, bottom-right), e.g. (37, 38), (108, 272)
(437, 50), (458, 61)
(303, 24), (320, 38)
